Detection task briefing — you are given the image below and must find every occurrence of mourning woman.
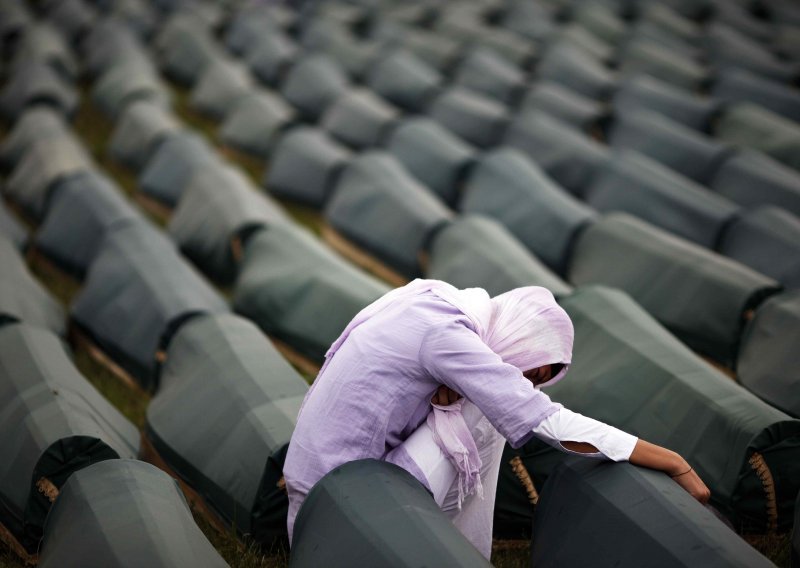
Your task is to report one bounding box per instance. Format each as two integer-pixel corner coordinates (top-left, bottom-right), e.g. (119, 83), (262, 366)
(283, 280), (710, 558)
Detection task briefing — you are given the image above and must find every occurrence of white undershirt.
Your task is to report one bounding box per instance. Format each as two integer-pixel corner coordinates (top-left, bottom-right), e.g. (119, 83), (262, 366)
(533, 407), (639, 462)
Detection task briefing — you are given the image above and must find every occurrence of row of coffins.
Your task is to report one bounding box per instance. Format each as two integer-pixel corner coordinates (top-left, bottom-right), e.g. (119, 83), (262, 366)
(3, 1), (796, 566)
(167, 0), (800, 417)
(0, 11), (288, 562)
(494, 286), (800, 536)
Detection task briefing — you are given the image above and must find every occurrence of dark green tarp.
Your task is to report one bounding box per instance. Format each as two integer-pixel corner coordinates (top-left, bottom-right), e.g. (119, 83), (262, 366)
(0, 324), (140, 554)
(609, 110), (733, 185)
(189, 58), (254, 121)
(617, 37), (708, 91)
(532, 460), (773, 567)
(461, 148), (595, 275)
(0, 62), (78, 121)
(0, 201), (26, 250)
(82, 19), (144, 79)
(4, 133), (92, 221)
(613, 74), (719, 133)
(454, 47), (526, 106)
(0, 235), (63, 335)
(427, 215), (572, 298)
(225, 5), (287, 56)
(713, 2), (772, 43)
(108, 101), (181, 173)
(520, 81), (606, 133)
(302, 25), (383, 82)
(628, 24), (702, 63)
(245, 32), (298, 87)
(71, 222), (229, 391)
(38, 460), (228, 568)
(265, 126), (351, 207)
(385, 117), (476, 207)
(503, 110), (611, 199)
(548, 25), (614, 65)
(45, 0), (96, 44)
(535, 42), (617, 101)
(0, 107), (67, 172)
(500, 1), (557, 44)
(585, 150), (739, 249)
(92, 57), (171, 120)
(428, 86), (510, 149)
(718, 206), (800, 289)
(147, 313), (308, 545)
(636, 5), (700, 43)
(156, 15), (221, 87)
(280, 54), (350, 121)
(711, 150), (800, 217)
(568, 214), (781, 364)
(9, 23), (78, 81)
(290, 460), (490, 568)
(169, 164), (289, 284)
(35, 170), (141, 278)
(219, 90), (296, 159)
(390, 27), (462, 72)
(738, 290), (800, 418)
(571, 1), (628, 45)
(321, 89), (400, 150)
(716, 103), (800, 173)
(706, 23), (798, 84)
(366, 48), (443, 112)
(713, 67), (800, 123)
(326, 152), (454, 278)
(138, 130), (218, 207)
(496, 286), (800, 533)
(233, 223), (390, 363)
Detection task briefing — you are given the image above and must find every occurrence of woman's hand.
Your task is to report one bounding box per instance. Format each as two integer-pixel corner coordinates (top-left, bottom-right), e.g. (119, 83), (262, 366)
(431, 385), (461, 405)
(629, 439), (711, 504)
(670, 467), (711, 504)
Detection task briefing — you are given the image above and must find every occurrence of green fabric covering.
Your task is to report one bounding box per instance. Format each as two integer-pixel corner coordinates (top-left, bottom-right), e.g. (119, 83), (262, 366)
(280, 54), (349, 121)
(326, 152), (454, 278)
(169, 163), (289, 284)
(618, 38), (708, 91)
(585, 150), (738, 249)
(0, 324), (140, 553)
(367, 48), (443, 112)
(291, 460), (490, 567)
(189, 58), (253, 121)
(495, 286), (800, 534)
(454, 47), (526, 105)
(4, 133), (92, 221)
(716, 103), (800, 172)
(461, 148), (596, 275)
(219, 90), (296, 159)
(38, 460), (228, 567)
(532, 460), (773, 567)
(147, 314), (307, 544)
(738, 291), (800, 418)
(386, 117), (475, 207)
(108, 100), (181, 173)
(233, 223), (390, 363)
(568, 214), (780, 364)
(0, 235), (64, 336)
(427, 215), (573, 298)
(321, 89), (400, 150)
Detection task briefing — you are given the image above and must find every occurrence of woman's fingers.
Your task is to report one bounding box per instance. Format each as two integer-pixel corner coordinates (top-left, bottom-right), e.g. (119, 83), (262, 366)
(432, 386), (462, 405)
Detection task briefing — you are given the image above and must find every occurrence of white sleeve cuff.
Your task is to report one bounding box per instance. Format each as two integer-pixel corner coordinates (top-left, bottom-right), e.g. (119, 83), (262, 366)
(532, 407), (639, 462)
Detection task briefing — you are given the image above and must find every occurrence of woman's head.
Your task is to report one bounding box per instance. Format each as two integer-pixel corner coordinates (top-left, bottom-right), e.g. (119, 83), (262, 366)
(485, 287), (573, 388)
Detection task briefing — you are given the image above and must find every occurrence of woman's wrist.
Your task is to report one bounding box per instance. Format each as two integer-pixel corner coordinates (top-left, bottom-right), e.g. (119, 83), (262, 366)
(666, 452), (690, 477)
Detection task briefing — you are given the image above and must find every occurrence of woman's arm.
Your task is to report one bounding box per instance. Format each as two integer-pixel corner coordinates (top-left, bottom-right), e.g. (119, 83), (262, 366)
(628, 439), (711, 503)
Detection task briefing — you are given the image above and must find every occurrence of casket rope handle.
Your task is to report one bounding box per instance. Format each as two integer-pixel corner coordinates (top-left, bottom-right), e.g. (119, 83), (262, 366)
(748, 452), (778, 533)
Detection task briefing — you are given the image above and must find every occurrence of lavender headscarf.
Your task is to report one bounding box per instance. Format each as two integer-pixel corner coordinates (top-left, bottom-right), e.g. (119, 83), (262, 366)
(322, 279), (574, 505)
